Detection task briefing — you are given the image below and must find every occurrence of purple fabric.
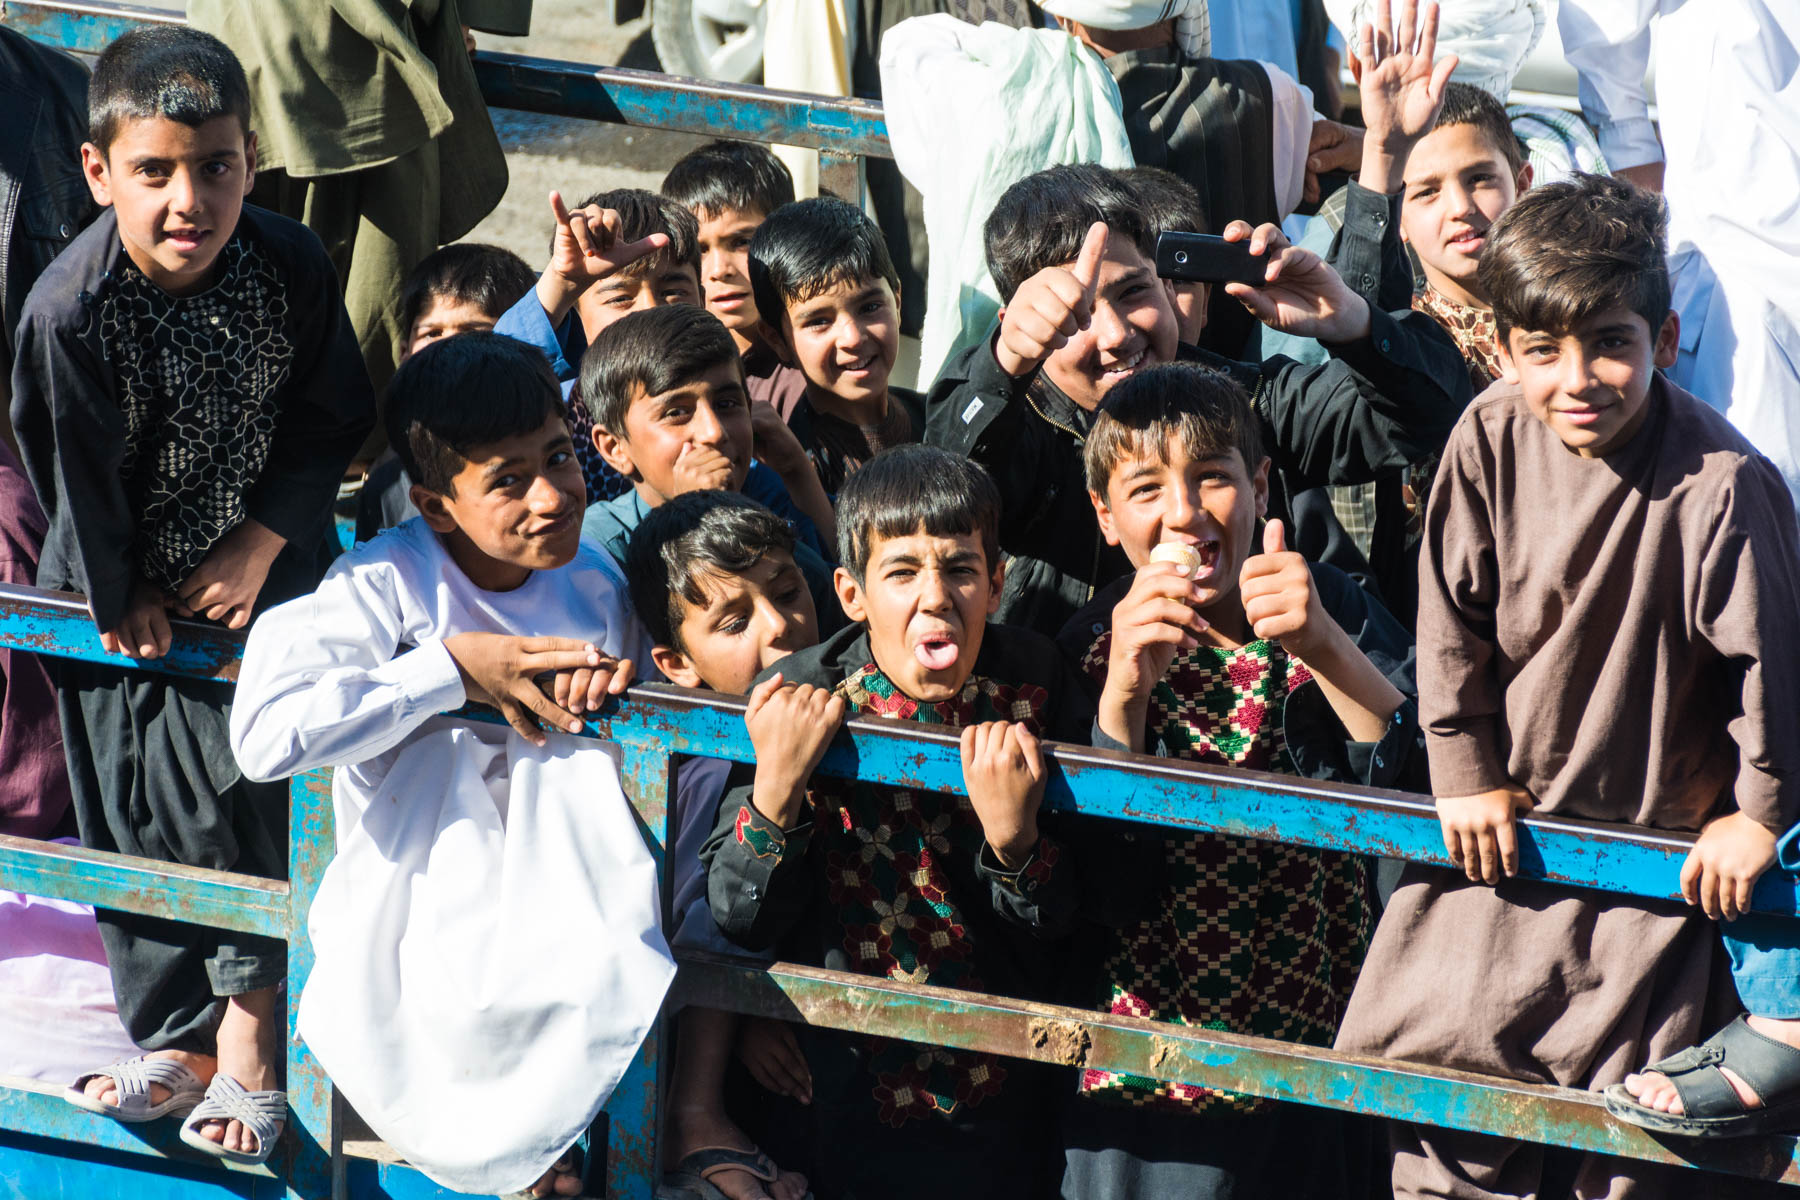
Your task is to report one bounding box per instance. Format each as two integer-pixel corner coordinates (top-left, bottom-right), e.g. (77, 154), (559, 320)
(0, 440), (72, 837)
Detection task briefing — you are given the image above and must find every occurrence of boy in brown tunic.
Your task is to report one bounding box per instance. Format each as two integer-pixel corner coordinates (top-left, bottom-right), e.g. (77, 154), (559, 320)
(1335, 174), (1800, 1198)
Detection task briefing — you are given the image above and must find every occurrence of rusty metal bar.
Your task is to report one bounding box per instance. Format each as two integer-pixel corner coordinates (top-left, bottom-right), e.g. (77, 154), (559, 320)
(670, 952), (1800, 1187)
(0, 834), (288, 938)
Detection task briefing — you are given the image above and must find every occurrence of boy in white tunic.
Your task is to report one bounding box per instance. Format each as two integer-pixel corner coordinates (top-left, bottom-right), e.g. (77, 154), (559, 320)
(229, 332), (675, 1197)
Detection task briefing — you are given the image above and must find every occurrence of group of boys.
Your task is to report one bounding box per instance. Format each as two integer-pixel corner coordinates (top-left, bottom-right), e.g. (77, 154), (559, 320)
(11, 7), (1800, 1200)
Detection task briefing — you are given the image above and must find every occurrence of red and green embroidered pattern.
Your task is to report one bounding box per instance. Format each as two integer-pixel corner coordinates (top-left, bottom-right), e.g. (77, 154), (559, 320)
(809, 663), (1049, 1125)
(1078, 633), (1373, 1116)
(733, 805), (783, 858)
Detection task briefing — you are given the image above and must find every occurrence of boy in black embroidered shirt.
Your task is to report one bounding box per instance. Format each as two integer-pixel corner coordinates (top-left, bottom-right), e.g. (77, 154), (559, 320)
(701, 444), (1094, 1199)
(9, 26), (371, 1163)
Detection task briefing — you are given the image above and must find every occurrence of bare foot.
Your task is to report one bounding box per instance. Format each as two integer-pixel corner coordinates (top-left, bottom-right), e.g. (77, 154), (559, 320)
(527, 1150), (583, 1197)
(1624, 1015), (1800, 1115)
(83, 1049), (215, 1108)
(665, 1107), (808, 1200)
(197, 989), (280, 1154)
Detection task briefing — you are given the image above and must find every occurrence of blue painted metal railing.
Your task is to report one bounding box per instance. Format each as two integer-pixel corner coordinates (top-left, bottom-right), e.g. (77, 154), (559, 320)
(1, 579), (1798, 1200)
(2, 1), (1798, 1195)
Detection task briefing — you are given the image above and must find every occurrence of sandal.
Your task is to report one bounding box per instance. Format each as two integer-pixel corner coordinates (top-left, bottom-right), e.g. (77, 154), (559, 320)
(1604, 1014), (1800, 1138)
(657, 1145), (814, 1200)
(177, 1074), (287, 1165)
(65, 1056), (207, 1122)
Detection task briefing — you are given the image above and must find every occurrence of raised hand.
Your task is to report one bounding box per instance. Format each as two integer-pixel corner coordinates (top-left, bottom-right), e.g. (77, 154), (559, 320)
(995, 222), (1107, 378)
(1239, 519), (1326, 660)
(1220, 220), (1372, 344)
(1355, 0), (1458, 191)
(535, 189), (671, 324)
(1096, 558), (1211, 752)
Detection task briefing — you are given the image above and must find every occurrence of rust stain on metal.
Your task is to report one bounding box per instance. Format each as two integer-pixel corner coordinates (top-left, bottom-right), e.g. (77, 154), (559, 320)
(1029, 1018), (1092, 1067)
(1149, 1036), (1182, 1074)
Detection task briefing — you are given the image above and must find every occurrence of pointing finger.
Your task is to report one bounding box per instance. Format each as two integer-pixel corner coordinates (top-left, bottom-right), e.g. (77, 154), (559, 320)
(1071, 222), (1109, 302)
(549, 189), (571, 229)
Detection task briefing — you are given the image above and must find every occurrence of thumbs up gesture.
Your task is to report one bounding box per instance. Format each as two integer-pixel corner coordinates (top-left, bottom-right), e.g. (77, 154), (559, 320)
(1238, 519), (1327, 660)
(995, 222), (1108, 379)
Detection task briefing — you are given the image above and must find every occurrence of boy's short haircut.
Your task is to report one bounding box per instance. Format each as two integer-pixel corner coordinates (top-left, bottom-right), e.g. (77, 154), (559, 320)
(1085, 363), (1264, 494)
(580, 305), (743, 438)
(1122, 166), (1210, 237)
(397, 243), (538, 340)
(88, 26), (251, 153)
(385, 332), (565, 496)
(1478, 172), (1671, 343)
(984, 164), (1156, 303)
(569, 187), (702, 280)
(747, 196), (901, 325)
(1430, 82), (1526, 174)
(625, 490), (798, 650)
(662, 139), (796, 221)
(836, 445), (1001, 584)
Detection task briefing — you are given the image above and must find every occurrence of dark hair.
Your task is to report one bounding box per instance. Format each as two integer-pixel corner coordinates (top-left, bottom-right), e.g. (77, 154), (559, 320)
(398, 243), (537, 341)
(625, 491), (797, 651)
(1478, 172), (1671, 342)
(748, 197), (901, 325)
(385, 333), (565, 496)
(984, 164), (1155, 302)
(1085, 363), (1264, 494)
(567, 187), (701, 280)
(580, 305), (743, 437)
(662, 140), (796, 221)
(88, 26), (252, 153)
(1429, 82), (1525, 174)
(1121, 166), (1210, 237)
(836, 446), (1001, 583)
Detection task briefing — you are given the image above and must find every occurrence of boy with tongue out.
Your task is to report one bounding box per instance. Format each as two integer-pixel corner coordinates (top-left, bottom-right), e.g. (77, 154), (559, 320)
(701, 443), (1096, 1200)
(1055, 361), (1420, 1199)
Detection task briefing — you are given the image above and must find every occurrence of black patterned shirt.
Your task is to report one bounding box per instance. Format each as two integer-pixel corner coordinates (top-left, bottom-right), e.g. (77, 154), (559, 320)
(98, 238), (290, 594)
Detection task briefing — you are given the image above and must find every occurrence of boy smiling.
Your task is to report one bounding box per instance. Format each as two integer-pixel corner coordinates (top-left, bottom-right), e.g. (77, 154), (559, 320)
(748, 196), (924, 496)
(1336, 174), (1800, 1198)
(1060, 362), (1419, 1198)
(702, 445), (1095, 1200)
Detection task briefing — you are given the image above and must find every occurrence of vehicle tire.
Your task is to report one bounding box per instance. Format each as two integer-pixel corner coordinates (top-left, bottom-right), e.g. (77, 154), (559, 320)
(651, 0), (767, 83)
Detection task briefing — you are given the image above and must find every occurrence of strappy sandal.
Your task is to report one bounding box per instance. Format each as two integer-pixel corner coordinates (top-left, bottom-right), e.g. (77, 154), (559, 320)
(177, 1074), (287, 1165)
(1604, 1014), (1800, 1138)
(658, 1146), (814, 1200)
(65, 1055), (207, 1122)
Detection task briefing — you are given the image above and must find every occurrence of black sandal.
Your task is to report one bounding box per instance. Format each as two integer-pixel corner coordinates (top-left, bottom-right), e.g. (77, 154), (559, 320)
(1604, 1015), (1800, 1138)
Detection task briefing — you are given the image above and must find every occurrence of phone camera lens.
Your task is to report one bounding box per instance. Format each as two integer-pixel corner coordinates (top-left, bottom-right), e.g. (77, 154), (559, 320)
(1174, 251), (1189, 265)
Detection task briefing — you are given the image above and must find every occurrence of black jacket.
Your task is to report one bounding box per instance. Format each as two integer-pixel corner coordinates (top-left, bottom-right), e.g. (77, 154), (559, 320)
(9, 205), (374, 630)
(0, 27), (95, 390)
(925, 304), (1472, 639)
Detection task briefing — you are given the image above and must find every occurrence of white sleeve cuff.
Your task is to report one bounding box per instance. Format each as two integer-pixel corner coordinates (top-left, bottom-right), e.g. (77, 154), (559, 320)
(1597, 116), (1664, 171)
(392, 638), (470, 722)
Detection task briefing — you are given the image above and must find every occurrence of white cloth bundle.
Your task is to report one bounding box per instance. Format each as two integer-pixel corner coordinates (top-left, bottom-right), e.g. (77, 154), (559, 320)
(1038, 0), (1211, 60)
(232, 523), (673, 1196)
(880, 15), (1135, 386)
(1325, 0), (1545, 98)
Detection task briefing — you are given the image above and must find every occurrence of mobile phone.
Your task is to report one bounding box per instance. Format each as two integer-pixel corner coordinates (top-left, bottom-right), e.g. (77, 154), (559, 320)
(1155, 231), (1267, 287)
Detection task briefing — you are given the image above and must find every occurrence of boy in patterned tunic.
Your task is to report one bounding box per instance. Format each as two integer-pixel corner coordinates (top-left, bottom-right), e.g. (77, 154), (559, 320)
(702, 444), (1096, 1199)
(8, 28), (371, 1161)
(1057, 362), (1421, 1199)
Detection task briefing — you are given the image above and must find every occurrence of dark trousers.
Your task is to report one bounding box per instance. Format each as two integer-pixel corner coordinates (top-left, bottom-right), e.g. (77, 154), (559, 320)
(57, 660), (289, 1055)
(1060, 1089), (1382, 1200)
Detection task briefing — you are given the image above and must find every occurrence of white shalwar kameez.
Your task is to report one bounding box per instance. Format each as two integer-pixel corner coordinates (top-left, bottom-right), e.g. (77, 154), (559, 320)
(229, 520), (675, 1195)
(1560, 0), (1800, 509)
